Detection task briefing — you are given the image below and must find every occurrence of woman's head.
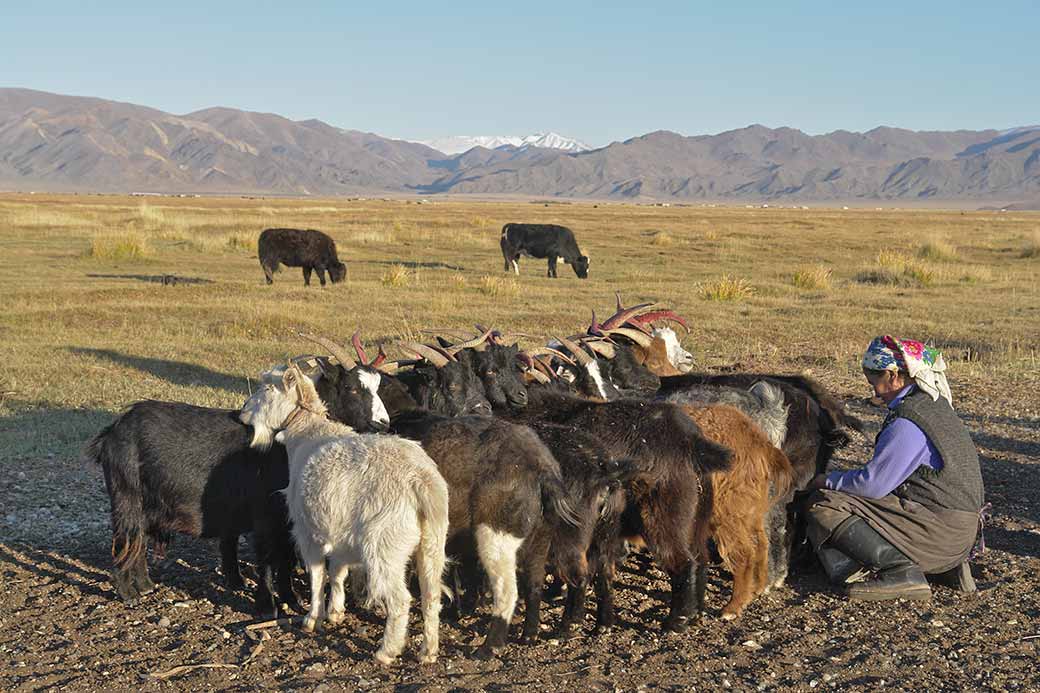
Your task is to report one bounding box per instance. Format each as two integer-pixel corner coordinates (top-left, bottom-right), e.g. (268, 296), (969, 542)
(861, 335), (953, 406)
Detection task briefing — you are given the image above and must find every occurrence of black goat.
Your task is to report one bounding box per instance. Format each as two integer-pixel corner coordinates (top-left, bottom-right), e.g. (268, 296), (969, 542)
(258, 228), (347, 287)
(388, 411), (587, 658)
(84, 355), (387, 615)
(508, 389), (733, 632)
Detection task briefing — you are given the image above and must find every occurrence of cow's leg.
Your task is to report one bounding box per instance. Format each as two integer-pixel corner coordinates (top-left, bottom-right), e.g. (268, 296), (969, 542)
(262, 262), (276, 285)
(502, 243), (513, 273)
(316, 267), (327, 287)
(547, 256), (557, 278)
(219, 533), (245, 590)
(512, 257), (520, 275)
(302, 267), (313, 286)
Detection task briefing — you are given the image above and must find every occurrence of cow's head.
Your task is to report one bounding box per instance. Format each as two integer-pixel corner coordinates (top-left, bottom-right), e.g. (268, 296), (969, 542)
(329, 261), (347, 284)
(571, 255), (590, 279)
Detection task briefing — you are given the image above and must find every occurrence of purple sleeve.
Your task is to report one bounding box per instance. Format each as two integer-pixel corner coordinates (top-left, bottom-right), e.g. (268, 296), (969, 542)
(825, 418), (935, 499)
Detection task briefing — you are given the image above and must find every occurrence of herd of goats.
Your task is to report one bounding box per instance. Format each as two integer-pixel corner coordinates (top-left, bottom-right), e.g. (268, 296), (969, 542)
(84, 294), (866, 665)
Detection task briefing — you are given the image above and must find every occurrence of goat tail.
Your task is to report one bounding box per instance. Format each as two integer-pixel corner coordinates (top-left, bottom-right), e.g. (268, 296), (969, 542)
(83, 412), (148, 572)
(412, 464), (451, 605)
(541, 474), (581, 528)
(766, 446), (797, 502)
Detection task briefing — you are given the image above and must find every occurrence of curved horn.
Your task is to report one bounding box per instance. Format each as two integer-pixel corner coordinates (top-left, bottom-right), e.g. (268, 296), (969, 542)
(400, 342), (455, 368)
(604, 327), (654, 348)
(446, 327), (495, 354)
(525, 347), (576, 366)
(297, 332), (357, 368)
(532, 356), (558, 381)
(588, 308), (605, 336)
(584, 339), (617, 359)
(601, 301), (658, 330)
(629, 309), (691, 333)
(351, 330), (370, 365)
(556, 334), (594, 367)
(371, 344), (388, 368)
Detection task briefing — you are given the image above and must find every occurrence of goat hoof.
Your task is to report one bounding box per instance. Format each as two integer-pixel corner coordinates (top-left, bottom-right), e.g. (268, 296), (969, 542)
(374, 649), (396, 666)
(662, 616), (690, 633)
(326, 610), (345, 626)
(301, 616), (320, 633)
(721, 611), (739, 621)
(418, 648), (438, 665)
(472, 646), (497, 661)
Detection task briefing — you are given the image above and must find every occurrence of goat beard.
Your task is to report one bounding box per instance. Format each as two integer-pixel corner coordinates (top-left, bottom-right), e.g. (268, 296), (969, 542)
(249, 423), (275, 451)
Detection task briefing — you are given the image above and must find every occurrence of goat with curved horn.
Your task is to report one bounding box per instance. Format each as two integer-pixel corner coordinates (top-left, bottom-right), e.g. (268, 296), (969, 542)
(600, 300), (658, 331)
(604, 327), (654, 348)
(583, 338), (617, 359)
(297, 332), (357, 369)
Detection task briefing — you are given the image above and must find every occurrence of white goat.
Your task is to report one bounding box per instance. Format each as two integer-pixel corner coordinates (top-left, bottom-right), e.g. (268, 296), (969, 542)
(240, 364), (449, 665)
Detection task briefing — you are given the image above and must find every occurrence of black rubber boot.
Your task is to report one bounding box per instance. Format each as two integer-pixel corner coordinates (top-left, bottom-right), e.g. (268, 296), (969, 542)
(930, 561), (977, 593)
(827, 516), (931, 601)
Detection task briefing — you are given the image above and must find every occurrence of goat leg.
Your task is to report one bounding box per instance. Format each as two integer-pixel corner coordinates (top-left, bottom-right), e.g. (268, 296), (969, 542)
(219, 534), (246, 590)
(662, 560), (698, 632)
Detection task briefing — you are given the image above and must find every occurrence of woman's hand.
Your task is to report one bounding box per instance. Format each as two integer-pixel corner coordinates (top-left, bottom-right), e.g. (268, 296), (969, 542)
(809, 473), (829, 490)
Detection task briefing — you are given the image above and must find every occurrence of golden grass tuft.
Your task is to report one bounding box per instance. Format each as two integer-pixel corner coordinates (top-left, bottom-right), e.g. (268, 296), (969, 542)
(1021, 230), (1040, 258)
(916, 236), (959, 262)
(698, 275), (756, 301)
(648, 231), (674, 246)
(477, 274), (519, 298)
(449, 272), (468, 289)
(381, 263), (412, 287)
(856, 251), (940, 287)
(84, 231), (153, 261)
(702, 228), (719, 241)
(791, 265), (833, 290)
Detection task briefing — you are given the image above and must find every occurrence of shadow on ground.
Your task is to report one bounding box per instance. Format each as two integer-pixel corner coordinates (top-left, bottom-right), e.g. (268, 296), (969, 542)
(69, 348), (248, 395)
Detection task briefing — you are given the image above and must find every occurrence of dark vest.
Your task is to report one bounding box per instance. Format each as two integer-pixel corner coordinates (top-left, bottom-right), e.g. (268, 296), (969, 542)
(878, 388), (984, 513)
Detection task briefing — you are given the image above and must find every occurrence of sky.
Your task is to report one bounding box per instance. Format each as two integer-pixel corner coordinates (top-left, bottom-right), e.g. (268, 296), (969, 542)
(2, 1), (1037, 147)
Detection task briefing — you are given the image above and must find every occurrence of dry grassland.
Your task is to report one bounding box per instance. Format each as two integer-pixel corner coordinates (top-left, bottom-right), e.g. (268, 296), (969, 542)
(0, 193), (1037, 461)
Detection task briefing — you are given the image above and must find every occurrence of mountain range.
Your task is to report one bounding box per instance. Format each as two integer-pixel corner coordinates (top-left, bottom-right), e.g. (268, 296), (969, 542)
(2, 88), (1038, 205)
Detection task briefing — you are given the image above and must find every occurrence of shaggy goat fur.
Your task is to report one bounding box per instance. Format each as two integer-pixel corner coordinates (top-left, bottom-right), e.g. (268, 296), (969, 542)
(681, 404), (794, 619)
(242, 366), (449, 665)
(663, 381), (790, 448)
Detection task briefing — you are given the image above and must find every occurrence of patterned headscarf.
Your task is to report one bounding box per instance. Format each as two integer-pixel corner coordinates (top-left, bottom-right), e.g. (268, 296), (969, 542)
(862, 335), (953, 407)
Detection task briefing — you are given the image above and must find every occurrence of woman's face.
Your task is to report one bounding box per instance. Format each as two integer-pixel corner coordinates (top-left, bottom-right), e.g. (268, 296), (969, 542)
(863, 368), (907, 403)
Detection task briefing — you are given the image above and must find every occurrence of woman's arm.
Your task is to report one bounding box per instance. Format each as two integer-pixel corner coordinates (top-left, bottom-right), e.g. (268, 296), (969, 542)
(823, 418), (937, 499)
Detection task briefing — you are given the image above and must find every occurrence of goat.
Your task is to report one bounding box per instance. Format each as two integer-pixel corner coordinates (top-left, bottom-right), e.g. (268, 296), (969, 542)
(240, 364), (449, 665)
(388, 411), (586, 658)
(658, 372), (864, 583)
(509, 388), (733, 632)
(258, 228), (347, 287)
(83, 402), (297, 616)
(680, 404), (794, 619)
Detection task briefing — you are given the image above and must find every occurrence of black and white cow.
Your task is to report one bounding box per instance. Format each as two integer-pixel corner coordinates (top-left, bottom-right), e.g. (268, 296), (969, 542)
(500, 223), (590, 279)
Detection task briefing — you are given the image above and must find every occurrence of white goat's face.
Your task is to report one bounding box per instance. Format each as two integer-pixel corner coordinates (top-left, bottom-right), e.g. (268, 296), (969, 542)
(240, 368), (302, 450)
(653, 327), (694, 372)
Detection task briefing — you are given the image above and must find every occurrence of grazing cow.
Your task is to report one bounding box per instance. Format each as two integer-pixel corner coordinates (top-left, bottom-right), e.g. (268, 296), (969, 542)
(500, 223), (590, 278)
(241, 364), (449, 665)
(258, 228), (347, 287)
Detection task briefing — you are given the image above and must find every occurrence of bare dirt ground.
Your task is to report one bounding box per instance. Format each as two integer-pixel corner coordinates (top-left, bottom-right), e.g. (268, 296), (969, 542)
(2, 383), (1038, 692)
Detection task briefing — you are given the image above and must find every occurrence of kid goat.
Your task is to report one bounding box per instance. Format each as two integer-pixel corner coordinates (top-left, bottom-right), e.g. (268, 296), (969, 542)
(241, 363), (449, 665)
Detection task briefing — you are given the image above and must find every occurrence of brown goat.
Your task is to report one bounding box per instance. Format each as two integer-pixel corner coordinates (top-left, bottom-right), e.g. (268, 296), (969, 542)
(681, 404), (795, 619)
(630, 336), (684, 377)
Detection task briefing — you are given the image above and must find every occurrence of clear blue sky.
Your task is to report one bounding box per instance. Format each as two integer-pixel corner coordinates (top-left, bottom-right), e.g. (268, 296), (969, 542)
(2, 1), (1036, 146)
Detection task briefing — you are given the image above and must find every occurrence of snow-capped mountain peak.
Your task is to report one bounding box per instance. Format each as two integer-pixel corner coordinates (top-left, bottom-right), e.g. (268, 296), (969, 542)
(418, 132), (591, 155)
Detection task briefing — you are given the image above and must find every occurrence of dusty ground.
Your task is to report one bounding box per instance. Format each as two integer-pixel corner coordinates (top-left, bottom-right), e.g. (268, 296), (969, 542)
(2, 383), (1038, 693)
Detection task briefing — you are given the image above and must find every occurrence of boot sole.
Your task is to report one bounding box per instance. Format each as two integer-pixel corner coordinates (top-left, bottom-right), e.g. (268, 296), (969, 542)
(848, 587), (932, 602)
